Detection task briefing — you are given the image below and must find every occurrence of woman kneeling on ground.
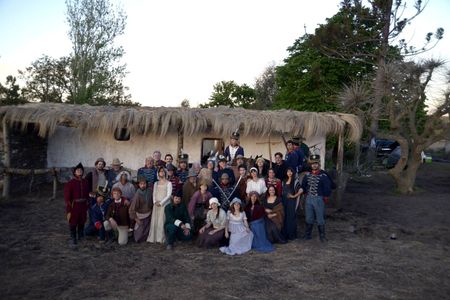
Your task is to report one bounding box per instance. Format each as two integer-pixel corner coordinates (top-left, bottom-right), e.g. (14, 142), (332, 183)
(197, 197), (226, 248)
(104, 187), (130, 245)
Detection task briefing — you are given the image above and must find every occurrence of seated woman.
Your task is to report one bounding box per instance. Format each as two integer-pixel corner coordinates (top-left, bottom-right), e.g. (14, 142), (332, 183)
(220, 198), (253, 256)
(197, 198), (226, 248)
(262, 185), (286, 244)
(104, 187), (131, 245)
(245, 191), (274, 252)
(188, 182), (212, 234)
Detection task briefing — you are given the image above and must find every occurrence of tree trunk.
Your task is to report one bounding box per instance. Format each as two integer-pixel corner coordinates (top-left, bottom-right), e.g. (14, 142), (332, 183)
(389, 152), (422, 194)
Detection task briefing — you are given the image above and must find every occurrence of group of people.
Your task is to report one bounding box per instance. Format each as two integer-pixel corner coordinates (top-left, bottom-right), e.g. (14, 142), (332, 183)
(64, 131), (333, 255)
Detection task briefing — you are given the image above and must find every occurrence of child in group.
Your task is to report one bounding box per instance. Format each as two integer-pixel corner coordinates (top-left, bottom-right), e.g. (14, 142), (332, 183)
(219, 198), (253, 256)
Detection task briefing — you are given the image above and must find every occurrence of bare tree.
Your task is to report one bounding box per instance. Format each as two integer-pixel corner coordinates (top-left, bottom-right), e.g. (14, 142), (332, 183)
(340, 59), (450, 193)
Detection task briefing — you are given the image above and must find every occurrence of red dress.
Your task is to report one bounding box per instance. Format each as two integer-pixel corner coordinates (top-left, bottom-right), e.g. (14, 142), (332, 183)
(64, 177), (90, 226)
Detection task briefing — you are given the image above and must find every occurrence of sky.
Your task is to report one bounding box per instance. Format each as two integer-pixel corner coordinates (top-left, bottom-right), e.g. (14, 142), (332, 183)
(0, 0), (449, 107)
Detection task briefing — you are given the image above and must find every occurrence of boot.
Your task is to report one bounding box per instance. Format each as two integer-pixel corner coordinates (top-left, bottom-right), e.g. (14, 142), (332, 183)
(77, 224), (85, 241)
(318, 225), (327, 242)
(303, 223), (313, 240)
(69, 227), (77, 245)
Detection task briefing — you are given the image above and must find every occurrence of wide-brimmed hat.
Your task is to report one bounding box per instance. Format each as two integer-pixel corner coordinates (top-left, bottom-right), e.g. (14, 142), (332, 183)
(308, 154), (321, 164)
(187, 169), (197, 178)
(96, 185), (110, 197)
(111, 158), (123, 166)
(166, 163), (176, 171)
(230, 197), (242, 206)
(209, 197), (220, 208)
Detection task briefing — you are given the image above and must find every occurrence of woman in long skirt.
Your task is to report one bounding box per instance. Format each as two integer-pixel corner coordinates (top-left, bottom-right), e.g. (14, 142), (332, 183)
(197, 198), (226, 248)
(147, 167), (172, 243)
(282, 167), (300, 240)
(220, 198), (253, 256)
(245, 192), (274, 252)
(262, 185), (286, 244)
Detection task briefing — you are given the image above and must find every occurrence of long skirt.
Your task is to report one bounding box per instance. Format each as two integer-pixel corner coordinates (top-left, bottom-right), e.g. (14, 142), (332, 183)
(265, 217), (286, 244)
(250, 218), (274, 252)
(282, 196), (298, 240)
(193, 206), (207, 234)
(134, 212), (151, 243)
(220, 225), (253, 256)
(147, 203), (167, 243)
(197, 227), (225, 248)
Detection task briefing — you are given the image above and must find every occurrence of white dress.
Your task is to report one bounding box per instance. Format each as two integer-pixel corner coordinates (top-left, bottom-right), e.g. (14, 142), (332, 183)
(147, 180), (172, 243)
(220, 211), (253, 255)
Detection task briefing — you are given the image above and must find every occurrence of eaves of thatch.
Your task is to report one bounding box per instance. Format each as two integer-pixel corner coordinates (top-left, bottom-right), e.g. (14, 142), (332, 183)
(0, 103), (362, 142)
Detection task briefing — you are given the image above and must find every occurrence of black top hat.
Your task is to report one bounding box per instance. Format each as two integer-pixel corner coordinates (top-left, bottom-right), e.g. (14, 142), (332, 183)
(231, 131), (240, 140)
(178, 154), (189, 162)
(291, 137), (300, 145)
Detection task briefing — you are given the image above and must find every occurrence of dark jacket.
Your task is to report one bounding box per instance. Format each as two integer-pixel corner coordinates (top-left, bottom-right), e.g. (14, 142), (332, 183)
(106, 197), (130, 226)
(301, 170), (332, 197)
(164, 202), (191, 228)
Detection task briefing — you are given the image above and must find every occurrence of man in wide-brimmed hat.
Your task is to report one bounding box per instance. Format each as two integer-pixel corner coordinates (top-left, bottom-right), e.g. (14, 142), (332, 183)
(85, 157), (110, 196)
(182, 169), (198, 205)
(64, 162), (90, 246)
(224, 130), (244, 162)
(299, 154), (332, 242)
(107, 158), (125, 188)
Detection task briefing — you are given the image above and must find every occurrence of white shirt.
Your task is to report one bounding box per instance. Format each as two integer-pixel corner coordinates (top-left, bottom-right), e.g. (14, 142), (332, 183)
(246, 178), (267, 195)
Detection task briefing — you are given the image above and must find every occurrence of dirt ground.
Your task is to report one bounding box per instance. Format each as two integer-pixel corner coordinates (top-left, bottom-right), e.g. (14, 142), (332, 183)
(0, 162), (449, 300)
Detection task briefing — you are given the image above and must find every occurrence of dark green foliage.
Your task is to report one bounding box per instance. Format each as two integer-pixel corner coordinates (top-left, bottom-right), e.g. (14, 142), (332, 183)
(200, 81), (255, 108)
(0, 76), (27, 106)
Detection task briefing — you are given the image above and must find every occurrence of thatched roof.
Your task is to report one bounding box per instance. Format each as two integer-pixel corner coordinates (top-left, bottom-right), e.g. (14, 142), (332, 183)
(0, 103), (362, 142)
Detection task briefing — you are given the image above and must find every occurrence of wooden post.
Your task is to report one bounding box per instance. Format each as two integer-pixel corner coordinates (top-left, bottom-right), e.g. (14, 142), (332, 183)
(256, 136), (281, 168)
(176, 124), (184, 165)
(335, 129), (345, 209)
(2, 118), (10, 199)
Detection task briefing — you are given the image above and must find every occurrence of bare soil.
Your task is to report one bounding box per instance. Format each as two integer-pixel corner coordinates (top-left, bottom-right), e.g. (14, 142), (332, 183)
(0, 162), (449, 300)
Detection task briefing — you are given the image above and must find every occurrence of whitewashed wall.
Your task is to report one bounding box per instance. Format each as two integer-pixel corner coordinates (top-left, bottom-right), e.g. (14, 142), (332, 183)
(47, 126), (326, 170)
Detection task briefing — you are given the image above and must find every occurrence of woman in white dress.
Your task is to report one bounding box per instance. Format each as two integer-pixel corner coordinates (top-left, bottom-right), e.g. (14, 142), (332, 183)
(147, 167), (172, 243)
(246, 167), (267, 199)
(220, 198), (253, 255)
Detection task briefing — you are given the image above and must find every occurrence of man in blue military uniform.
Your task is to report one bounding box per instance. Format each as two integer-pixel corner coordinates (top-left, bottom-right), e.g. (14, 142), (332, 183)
(299, 154), (332, 242)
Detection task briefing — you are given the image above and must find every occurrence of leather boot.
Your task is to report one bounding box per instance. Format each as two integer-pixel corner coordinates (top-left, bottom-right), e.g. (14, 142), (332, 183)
(303, 223), (313, 240)
(77, 224), (85, 241)
(318, 225), (327, 242)
(70, 227), (77, 245)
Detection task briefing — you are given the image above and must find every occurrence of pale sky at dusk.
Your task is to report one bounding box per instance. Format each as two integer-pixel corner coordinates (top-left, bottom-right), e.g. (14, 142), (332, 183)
(0, 0), (449, 107)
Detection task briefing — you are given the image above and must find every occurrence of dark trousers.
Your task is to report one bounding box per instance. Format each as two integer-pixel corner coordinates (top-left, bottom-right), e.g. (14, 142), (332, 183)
(165, 224), (192, 245)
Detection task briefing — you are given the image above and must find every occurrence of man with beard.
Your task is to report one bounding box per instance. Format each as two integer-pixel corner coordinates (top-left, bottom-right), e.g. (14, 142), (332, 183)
(164, 191), (192, 250)
(85, 157), (110, 196)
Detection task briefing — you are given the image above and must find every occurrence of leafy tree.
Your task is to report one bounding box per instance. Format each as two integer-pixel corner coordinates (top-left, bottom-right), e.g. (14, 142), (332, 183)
(0, 76), (27, 106)
(65, 0), (135, 106)
(274, 3), (378, 112)
(19, 55), (71, 103)
(200, 81), (255, 108)
(180, 99), (190, 108)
